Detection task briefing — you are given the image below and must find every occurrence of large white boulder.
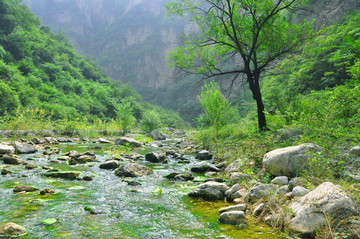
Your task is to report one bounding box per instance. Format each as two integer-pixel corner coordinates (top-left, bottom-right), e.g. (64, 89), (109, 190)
(263, 143), (321, 177)
(287, 182), (357, 237)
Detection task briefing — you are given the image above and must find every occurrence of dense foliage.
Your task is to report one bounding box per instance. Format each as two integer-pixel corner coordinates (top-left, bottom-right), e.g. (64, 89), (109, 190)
(0, 0), (187, 131)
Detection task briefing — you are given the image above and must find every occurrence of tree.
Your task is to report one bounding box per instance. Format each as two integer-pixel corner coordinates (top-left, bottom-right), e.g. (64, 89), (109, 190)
(167, 0), (314, 131)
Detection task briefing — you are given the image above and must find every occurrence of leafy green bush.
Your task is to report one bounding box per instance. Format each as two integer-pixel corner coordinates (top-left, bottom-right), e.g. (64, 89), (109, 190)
(140, 110), (162, 132)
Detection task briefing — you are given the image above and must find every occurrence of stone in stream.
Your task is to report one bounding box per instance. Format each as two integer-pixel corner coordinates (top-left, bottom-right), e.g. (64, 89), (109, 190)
(1, 168), (12, 175)
(188, 181), (228, 201)
(149, 130), (166, 140)
(99, 160), (119, 170)
(13, 184), (39, 193)
(263, 143), (322, 177)
(0, 144), (15, 154)
(31, 137), (45, 144)
(287, 182), (357, 238)
(44, 137), (58, 144)
(195, 150), (212, 160)
(69, 155), (96, 165)
(0, 222), (27, 237)
(218, 204), (247, 215)
(191, 161), (220, 173)
(218, 211), (247, 225)
(174, 174), (194, 181)
(40, 188), (56, 195)
(145, 152), (166, 163)
(14, 142), (37, 154)
(150, 141), (163, 148)
(2, 154), (24, 165)
(43, 171), (81, 180)
(24, 163), (38, 169)
(114, 163), (153, 177)
(163, 172), (180, 179)
(115, 137), (142, 147)
(99, 138), (111, 143)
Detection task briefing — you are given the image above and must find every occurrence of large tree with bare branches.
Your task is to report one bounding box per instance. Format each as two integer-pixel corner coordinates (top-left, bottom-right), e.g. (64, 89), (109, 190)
(166, 0), (314, 131)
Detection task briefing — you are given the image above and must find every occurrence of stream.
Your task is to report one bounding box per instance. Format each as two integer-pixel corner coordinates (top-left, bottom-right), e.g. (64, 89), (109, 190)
(0, 138), (291, 238)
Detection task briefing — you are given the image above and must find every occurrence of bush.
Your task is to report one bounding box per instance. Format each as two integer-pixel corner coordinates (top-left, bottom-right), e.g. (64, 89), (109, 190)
(140, 110), (162, 132)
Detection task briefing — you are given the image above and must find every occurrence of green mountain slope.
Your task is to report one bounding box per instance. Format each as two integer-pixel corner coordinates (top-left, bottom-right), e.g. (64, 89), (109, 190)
(0, 0), (141, 121)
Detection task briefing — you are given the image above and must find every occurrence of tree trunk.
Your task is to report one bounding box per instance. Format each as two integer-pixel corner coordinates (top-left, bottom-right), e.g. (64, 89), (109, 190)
(248, 74), (268, 131)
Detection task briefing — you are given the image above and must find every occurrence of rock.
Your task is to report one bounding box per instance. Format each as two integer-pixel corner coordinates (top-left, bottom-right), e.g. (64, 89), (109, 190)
(31, 137), (45, 144)
(2, 154), (24, 165)
(276, 185), (289, 195)
(291, 186), (309, 198)
(271, 176), (289, 186)
(44, 137), (58, 144)
(195, 150), (212, 160)
(150, 141), (163, 147)
(288, 177), (307, 191)
(25, 163), (38, 169)
(43, 171), (81, 180)
(248, 183), (278, 202)
(67, 150), (80, 158)
(253, 203), (265, 217)
(174, 174), (194, 181)
(82, 176), (93, 181)
(145, 152), (166, 163)
(57, 156), (70, 161)
(166, 150), (176, 156)
(13, 184), (39, 193)
(225, 159), (245, 173)
(225, 184), (241, 198)
(149, 131), (166, 140)
(40, 188), (56, 195)
(188, 181), (228, 201)
(115, 137), (142, 147)
(57, 137), (70, 143)
(219, 211), (247, 225)
(288, 182), (357, 237)
(99, 160), (119, 170)
(99, 138), (111, 143)
(69, 155), (96, 165)
(204, 178), (225, 183)
(230, 172), (251, 184)
(14, 142), (37, 154)
(218, 204), (247, 214)
(191, 161), (220, 173)
(163, 172), (180, 179)
(114, 163), (153, 177)
(125, 180), (142, 186)
(0, 222), (27, 237)
(263, 143), (322, 177)
(350, 146), (360, 156)
(1, 168), (12, 175)
(0, 144), (15, 154)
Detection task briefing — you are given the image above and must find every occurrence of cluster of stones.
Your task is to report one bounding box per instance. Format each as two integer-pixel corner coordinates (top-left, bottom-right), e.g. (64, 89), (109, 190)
(187, 143), (360, 238)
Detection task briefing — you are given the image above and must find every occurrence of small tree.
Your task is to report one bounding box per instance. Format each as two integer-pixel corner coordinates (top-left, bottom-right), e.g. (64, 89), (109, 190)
(167, 0), (314, 131)
(114, 97), (136, 133)
(140, 110), (162, 133)
(198, 81), (237, 155)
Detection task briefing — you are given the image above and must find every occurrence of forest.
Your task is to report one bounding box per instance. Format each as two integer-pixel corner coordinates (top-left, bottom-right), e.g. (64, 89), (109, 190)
(0, 0), (359, 238)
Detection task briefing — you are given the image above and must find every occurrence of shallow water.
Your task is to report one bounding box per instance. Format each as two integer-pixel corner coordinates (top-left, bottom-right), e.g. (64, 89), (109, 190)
(0, 140), (291, 238)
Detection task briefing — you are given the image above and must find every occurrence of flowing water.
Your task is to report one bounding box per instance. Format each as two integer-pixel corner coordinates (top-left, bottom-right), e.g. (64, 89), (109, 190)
(0, 139), (291, 239)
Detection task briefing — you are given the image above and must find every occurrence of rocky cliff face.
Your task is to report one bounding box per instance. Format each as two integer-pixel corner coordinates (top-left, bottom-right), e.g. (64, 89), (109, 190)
(27, 0), (183, 88)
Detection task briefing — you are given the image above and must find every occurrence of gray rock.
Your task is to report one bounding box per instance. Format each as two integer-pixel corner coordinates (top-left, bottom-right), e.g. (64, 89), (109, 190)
(174, 174), (194, 181)
(0, 144), (15, 154)
(230, 172), (251, 184)
(1, 168), (12, 175)
(31, 137), (45, 144)
(99, 138), (111, 143)
(248, 183), (278, 202)
(271, 176), (289, 186)
(14, 142), (37, 154)
(145, 152), (166, 163)
(45, 137), (58, 144)
(149, 131), (166, 140)
(191, 161), (220, 173)
(69, 155), (96, 165)
(288, 177), (307, 191)
(350, 146), (360, 156)
(225, 159), (245, 173)
(99, 160), (119, 170)
(195, 150), (212, 160)
(25, 163), (38, 169)
(0, 222), (27, 237)
(230, 189), (247, 201)
(13, 184), (39, 193)
(43, 171), (81, 180)
(225, 184), (241, 198)
(263, 143), (322, 177)
(219, 211), (247, 225)
(115, 137), (142, 147)
(150, 141), (163, 147)
(218, 204), (247, 214)
(253, 203), (265, 217)
(276, 185), (289, 195)
(2, 154), (24, 165)
(40, 188), (56, 195)
(163, 172), (180, 179)
(291, 186), (309, 198)
(288, 182), (357, 237)
(188, 181), (228, 201)
(114, 163), (153, 177)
